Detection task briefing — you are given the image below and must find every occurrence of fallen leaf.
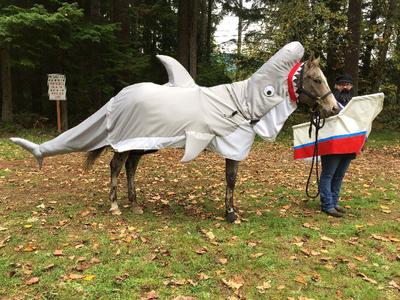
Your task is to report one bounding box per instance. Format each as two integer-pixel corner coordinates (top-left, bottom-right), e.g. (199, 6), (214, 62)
(164, 279), (187, 286)
(310, 250), (320, 256)
(250, 252), (264, 258)
(295, 275), (308, 286)
(218, 258), (228, 265)
(389, 280), (400, 291)
(84, 274), (96, 281)
(321, 236), (335, 243)
(371, 234), (389, 242)
(90, 257), (101, 264)
(171, 297), (197, 300)
(43, 264), (55, 271)
(70, 273), (85, 280)
(300, 248), (311, 256)
(53, 249), (64, 256)
(276, 284), (285, 290)
(141, 290), (159, 300)
(222, 275), (244, 290)
(195, 247), (208, 255)
(256, 281), (271, 293)
(197, 273), (210, 280)
(358, 273), (377, 284)
(353, 256), (367, 262)
(25, 277), (39, 285)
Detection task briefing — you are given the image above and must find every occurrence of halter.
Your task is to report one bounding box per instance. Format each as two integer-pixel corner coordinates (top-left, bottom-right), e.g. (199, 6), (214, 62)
(288, 62), (332, 107)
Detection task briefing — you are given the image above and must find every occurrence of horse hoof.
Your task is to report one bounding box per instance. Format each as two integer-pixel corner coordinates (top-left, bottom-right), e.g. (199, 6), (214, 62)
(110, 208), (122, 215)
(131, 206), (144, 214)
(225, 212), (237, 223)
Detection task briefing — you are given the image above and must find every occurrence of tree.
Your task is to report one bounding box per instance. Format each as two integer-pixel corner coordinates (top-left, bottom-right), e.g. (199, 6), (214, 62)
(0, 46), (12, 121)
(371, 0), (399, 92)
(344, 0), (362, 95)
(178, 0), (198, 78)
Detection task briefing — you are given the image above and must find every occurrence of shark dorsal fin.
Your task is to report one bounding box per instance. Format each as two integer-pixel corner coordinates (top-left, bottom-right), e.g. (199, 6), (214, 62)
(157, 55), (196, 88)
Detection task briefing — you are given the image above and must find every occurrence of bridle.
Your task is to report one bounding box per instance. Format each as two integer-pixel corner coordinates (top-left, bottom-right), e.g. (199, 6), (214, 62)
(295, 63), (333, 112)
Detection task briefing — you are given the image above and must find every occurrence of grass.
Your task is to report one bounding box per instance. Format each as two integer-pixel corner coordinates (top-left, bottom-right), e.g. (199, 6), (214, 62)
(0, 127), (399, 299)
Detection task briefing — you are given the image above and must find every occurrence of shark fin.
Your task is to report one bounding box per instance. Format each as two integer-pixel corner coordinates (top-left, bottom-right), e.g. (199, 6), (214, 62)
(156, 55), (196, 88)
(10, 137), (44, 169)
(181, 131), (215, 162)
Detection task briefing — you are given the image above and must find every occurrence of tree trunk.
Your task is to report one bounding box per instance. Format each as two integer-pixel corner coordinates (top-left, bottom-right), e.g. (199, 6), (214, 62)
(371, 0), (398, 92)
(61, 100), (68, 131)
(205, 0), (213, 62)
(198, 0), (208, 62)
(395, 26), (400, 105)
(1, 46), (13, 122)
(178, 0), (198, 78)
(189, 0), (198, 78)
(237, 0), (243, 57)
(90, 0), (101, 18)
(325, 0), (342, 87)
(344, 0), (362, 95)
(178, 0), (190, 70)
(361, 0), (379, 89)
(113, 0), (130, 40)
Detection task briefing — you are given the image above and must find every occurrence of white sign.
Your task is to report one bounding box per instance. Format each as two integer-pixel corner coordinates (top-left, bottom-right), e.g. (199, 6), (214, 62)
(48, 74), (66, 100)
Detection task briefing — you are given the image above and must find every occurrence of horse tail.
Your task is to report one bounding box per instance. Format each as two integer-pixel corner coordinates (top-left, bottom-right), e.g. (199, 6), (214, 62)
(83, 147), (107, 171)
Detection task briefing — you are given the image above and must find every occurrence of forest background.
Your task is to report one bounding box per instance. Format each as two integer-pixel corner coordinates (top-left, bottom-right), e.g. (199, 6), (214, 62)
(1, 0), (399, 130)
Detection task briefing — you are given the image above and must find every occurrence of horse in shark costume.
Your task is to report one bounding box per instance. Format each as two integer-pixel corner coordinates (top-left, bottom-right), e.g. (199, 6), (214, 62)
(11, 42), (339, 222)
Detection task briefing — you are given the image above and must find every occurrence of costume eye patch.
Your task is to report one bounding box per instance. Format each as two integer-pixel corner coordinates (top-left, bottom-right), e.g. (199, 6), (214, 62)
(263, 85), (275, 97)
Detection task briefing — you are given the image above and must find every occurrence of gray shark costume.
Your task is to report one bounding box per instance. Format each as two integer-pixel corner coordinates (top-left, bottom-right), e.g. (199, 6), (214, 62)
(11, 42), (304, 167)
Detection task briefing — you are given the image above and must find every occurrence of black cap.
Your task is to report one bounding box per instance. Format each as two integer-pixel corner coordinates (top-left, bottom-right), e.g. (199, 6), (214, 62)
(335, 74), (353, 84)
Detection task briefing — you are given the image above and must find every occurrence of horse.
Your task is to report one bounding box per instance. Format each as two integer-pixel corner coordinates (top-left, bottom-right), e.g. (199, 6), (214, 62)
(10, 42), (339, 222)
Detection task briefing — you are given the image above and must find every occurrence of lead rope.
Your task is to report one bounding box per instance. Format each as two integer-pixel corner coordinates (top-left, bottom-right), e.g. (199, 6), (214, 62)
(305, 106), (325, 198)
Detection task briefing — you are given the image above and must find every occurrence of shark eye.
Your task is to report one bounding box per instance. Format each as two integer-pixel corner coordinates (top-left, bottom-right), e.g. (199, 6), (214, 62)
(263, 85), (275, 97)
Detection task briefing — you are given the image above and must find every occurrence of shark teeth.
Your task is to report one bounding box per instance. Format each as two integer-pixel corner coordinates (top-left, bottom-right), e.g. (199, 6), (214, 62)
(292, 63), (304, 96)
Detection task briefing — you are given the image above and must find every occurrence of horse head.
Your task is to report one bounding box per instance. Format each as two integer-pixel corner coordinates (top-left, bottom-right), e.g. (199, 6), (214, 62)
(295, 55), (340, 118)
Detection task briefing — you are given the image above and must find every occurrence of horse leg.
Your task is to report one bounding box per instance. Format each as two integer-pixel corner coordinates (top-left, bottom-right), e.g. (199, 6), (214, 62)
(225, 158), (239, 223)
(109, 152), (129, 215)
(125, 151), (143, 214)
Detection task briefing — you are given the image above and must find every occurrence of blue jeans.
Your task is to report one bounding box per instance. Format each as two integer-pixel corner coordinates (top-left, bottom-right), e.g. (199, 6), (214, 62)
(319, 154), (353, 211)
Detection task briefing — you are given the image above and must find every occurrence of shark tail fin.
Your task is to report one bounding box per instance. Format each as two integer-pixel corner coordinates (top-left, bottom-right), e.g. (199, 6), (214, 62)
(10, 137), (44, 169)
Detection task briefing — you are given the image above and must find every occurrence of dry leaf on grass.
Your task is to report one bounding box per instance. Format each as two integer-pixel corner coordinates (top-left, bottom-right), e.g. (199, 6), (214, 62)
(389, 280), (400, 291)
(321, 236), (335, 243)
(53, 249), (64, 256)
(25, 277), (39, 285)
(250, 252), (264, 258)
(358, 273), (377, 284)
(218, 258), (228, 265)
(141, 290), (159, 300)
(222, 275), (244, 290)
(256, 281), (271, 293)
(295, 275), (308, 286)
(171, 297), (197, 300)
(197, 273), (210, 280)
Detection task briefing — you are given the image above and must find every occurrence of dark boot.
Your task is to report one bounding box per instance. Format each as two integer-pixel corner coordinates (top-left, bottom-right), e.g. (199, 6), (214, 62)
(335, 206), (346, 213)
(323, 208), (344, 218)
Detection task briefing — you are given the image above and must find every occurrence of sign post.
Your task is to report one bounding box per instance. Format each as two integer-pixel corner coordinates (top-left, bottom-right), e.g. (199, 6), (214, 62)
(47, 74), (66, 133)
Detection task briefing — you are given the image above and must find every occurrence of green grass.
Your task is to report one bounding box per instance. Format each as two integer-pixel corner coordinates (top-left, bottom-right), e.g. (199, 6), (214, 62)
(0, 127), (399, 299)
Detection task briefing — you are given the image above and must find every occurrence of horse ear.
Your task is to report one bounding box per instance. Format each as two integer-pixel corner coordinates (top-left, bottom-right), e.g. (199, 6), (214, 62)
(313, 56), (320, 66)
(307, 52), (315, 66)
(307, 53), (320, 68)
